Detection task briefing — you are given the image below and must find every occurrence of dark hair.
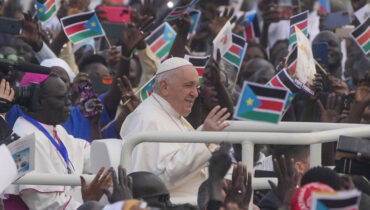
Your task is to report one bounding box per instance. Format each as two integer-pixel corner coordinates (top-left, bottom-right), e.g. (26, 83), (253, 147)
(78, 54), (108, 73)
(301, 166), (342, 190)
(247, 41), (268, 60)
(272, 145), (309, 163)
(167, 203), (198, 210)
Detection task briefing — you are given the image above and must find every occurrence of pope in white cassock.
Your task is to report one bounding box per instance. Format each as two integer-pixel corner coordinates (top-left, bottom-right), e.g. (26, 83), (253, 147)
(120, 57), (231, 204)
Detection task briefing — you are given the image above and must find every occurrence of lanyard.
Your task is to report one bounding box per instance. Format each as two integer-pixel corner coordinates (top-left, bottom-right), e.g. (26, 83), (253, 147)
(22, 114), (71, 174)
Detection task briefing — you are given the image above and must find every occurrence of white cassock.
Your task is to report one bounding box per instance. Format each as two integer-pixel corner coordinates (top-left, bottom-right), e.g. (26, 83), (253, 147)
(120, 93), (213, 204)
(9, 116), (90, 210)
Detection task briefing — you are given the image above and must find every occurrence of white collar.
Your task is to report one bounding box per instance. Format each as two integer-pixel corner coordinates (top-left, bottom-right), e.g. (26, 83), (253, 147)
(152, 93), (181, 119)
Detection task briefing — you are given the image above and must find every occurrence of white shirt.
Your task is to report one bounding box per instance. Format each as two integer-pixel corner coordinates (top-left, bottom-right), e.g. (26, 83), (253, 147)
(11, 117), (90, 210)
(120, 93), (212, 204)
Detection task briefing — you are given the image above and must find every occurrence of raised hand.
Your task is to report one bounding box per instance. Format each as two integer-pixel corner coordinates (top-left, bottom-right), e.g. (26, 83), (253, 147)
(17, 12), (43, 50)
(268, 155), (299, 203)
(70, 73), (91, 106)
(107, 46), (121, 68)
(138, 0), (157, 19)
(84, 97), (103, 123)
(0, 79), (14, 102)
(209, 143), (232, 180)
(104, 165), (133, 203)
(225, 162), (252, 210)
(209, 7), (235, 37)
(310, 73), (324, 101)
(81, 167), (113, 202)
(202, 105), (231, 131)
(232, 14), (245, 35)
(317, 93), (344, 123)
(120, 16), (154, 56)
(175, 13), (191, 36)
(117, 76), (140, 112)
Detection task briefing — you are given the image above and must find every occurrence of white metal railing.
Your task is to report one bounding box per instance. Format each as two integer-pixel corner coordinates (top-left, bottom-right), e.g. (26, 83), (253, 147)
(14, 122), (370, 190)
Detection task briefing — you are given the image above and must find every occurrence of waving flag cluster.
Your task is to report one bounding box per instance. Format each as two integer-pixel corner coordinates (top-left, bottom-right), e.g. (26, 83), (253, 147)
(145, 22), (177, 61)
(36, 0), (57, 22)
(61, 11), (105, 44)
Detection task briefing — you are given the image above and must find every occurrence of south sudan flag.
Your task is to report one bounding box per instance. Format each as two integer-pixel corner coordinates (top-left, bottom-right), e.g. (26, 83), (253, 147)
(36, 0), (56, 22)
(235, 82), (288, 124)
(351, 17), (370, 55)
(289, 11), (308, 48)
(145, 22), (176, 61)
(140, 76), (155, 101)
(61, 11), (105, 44)
(223, 33), (247, 70)
(184, 54), (210, 85)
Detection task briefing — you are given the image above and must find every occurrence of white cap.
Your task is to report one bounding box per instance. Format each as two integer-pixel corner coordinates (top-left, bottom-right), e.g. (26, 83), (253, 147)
(40, 58), (76, 82)
(156, 57), (193, 75)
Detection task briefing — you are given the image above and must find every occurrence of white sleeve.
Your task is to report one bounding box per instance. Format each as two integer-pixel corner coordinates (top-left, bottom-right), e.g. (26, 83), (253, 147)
(34, 42), (57, 62)
(20, 189), (82, 210)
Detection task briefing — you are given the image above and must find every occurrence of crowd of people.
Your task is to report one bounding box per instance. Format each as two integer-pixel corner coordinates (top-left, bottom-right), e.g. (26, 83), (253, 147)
(0, 0), (369, 209)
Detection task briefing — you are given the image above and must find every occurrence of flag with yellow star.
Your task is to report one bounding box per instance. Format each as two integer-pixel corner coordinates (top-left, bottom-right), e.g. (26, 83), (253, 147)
(61, 11), (105, 44)
(145, 22), (177, 61)
(235, 82), (288, 123)
(140, 76), (156, 101)
(189, 9), (201, 35)
(243, 10), (260, 40)
(36, 0), (56, 22)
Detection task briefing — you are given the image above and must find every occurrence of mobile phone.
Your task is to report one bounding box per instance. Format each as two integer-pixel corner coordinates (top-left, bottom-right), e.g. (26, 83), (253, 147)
(337, 136), (370, 157)
(276, 5), (293, 20)
(321, 11), (351, 30)
(89, 75), (112, 95)
(78, 82), (98, 118)
(312, 42), (329, 71)
(0, 17), (22, 35)
(96, 5), (131, 23)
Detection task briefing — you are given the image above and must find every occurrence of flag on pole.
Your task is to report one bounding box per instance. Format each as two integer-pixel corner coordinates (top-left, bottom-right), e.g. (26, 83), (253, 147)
(145, 22), (177, 61)
(234, 82), (288, 124)
(165, 0), (200, 21)
(189, 10), (201, 35)
(166, 5), (189, 21)
(61, 11), (105, 44)
(222, 33), (247, 70)
(184, 54), (210, 84)
(318, 0), (330, 15)
(36, 0), (57, 22)
(354, 3), (370, 24)
(213, 21), (233, 58)
(311, 189), (361, 210)
(287, 45), (298, 74)
(351, 17), (370, 55)
(294, 26), (316, 95)
(266, 68), (300, 110)
(243, 11), (260, 40)
(140, 76), (156, 101)
(289, 11), (309, 48)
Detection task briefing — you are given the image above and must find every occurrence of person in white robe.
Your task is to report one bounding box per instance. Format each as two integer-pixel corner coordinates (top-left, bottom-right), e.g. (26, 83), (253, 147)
(7, 74), (92, 210)
(120, 57), (230, 204)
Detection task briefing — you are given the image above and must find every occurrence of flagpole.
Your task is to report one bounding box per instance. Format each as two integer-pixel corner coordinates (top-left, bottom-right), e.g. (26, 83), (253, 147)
(104, 33), (113, 49)
(314, 60), (328, 75)
(122, 77), (154, 105)
(231, 69), (241, 94)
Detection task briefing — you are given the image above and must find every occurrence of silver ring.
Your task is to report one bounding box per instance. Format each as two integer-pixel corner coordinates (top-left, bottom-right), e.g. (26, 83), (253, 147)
(140, 30), (145, 35)
(216, 121), (222, 126)
(237, 190), (243, 194)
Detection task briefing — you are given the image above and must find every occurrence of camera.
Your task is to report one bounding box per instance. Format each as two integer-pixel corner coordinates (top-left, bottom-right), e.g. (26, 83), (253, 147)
(0, 58), (50, 112)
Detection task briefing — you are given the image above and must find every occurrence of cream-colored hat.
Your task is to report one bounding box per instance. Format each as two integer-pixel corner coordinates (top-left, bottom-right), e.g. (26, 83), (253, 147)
(156, 57), (193, 75)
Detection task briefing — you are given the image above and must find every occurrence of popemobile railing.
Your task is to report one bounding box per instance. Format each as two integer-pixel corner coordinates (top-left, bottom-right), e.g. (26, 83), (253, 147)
(14, 121), (370, 191)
